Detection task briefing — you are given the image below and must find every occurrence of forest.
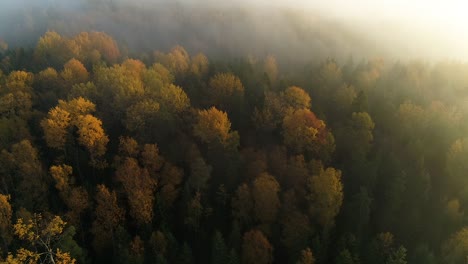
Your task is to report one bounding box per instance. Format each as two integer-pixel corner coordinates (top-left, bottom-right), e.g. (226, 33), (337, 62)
(2, 1), (468, 264)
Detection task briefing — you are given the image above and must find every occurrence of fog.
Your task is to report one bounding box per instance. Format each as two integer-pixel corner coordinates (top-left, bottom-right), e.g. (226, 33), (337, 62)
(1, 0), (467, 62)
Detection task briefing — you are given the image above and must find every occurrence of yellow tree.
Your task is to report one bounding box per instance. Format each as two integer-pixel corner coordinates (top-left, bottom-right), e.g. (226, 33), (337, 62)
(41, 97), (109, 163)
(207, 72), (244, 110)
(0, 194), (12, 250)
(154, 45), (190, 76)
(61, 59), (89, 84)
(5, 71), (34, 93)
(193, 107), (239, 149)
(7, 214), (76, 264)
(34, 31), (78, 68)
(0, 140), (48, 211)
(72, 31), (120, 65)
(94, 63), (145, 108)
(50, 165), (89, 223)
(307, 167), (344, 229)
(41, 107), (71, 150)
(190, 53), (209, 77)
(281, 86), (311, 111)
(75, 114), (109, 158)
(282, 109), (329, 155)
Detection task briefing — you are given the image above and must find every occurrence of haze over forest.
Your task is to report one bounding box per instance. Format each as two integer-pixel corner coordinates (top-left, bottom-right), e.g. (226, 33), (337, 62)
(1, 0), (468, 62)
(2, 1), (468, 264)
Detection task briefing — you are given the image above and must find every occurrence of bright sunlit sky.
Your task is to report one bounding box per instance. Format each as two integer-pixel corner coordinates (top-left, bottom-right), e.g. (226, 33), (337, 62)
(237, 0), (468, 59)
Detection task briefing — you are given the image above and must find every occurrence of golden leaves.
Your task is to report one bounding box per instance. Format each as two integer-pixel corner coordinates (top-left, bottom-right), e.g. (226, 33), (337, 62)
(194, 107), (232, 146)
(41, 97), (108, 160)
(76, 114), (109, 157)
(50, 164), (73, 192)
(41, 107), (71, 150)
(282, 109), (327, 154)
(307, 167), (343, 228)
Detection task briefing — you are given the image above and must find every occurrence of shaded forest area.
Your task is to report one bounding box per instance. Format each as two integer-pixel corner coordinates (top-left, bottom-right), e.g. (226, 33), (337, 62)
(2, 6), (468, 264)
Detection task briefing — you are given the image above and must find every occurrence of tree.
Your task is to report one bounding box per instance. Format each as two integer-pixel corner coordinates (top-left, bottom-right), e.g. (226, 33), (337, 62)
(297, 248), (315, 264)
(34, 31), (78, 68)
(124, 99), (160, 132)
(442, 227), (468, 264)
(193, 107), (239, 149)
(282, 210), (312, 258)
(232, 184), (253, 228)
(5, 71), (34, 93)
(335, 249), (357, 264)
(159, 162), (184, 208)
(0, 194), (12, 249)
(263, 55), (278, 85)
(281, 86), (311, 110)
(41, 97), (109, 163)
(241, 230), (273, 264)
(307, 167), (343, 229)
(0, 140), (48, 211)
(41, 107), (71, 150)
(211, 230), (229, 264)
(154, 45), (190, 77)
(282, 109), (331, 155)
(75, 114), (109, 158)
(72, 31), (121, 65)
(387, 246), (407, 264)
(190, 53), (209, 77)
(340, 112), (375, 160)
(8, 214), (76, 264)
(116, 158), (157, 225)
(61, 58), (89, 84)
(184, 192), (203, 232)
(94, 63), (145, 109)
(207, 73), (244, 110)
(252, 173), (280, 227)
(149, 231), (167, 258)
(91, 184), (125, 252)
(187, 146), (212, 192)
(50, 164), (89, 222)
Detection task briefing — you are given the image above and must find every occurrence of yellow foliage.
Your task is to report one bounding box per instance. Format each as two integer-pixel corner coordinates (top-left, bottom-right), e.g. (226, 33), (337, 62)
(155, 45), (190, 76)
(252, 173), (280, 225)
(282, 109), (326, 153)
(190, 53), (209, 76)
(50, 164), (73, 192)
(116, 158), (157, 224)
(55, 249), (76, 264)
(0, 194), (12, 236)
(76, 114), (109, 157)
(41, 107), (71, 149)
(281, 86), (311, 110)
(5, 71), (34, 93)
(307, 167), (343, 228)
(58, 97), (96, 120)
(194, 107), (232, 146)
(61, 58), (89, 84)
(4, 248), (39, 264)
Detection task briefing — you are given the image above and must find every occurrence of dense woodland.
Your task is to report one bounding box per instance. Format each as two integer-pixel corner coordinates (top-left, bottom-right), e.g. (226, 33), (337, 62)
(2, 26), (468, 264)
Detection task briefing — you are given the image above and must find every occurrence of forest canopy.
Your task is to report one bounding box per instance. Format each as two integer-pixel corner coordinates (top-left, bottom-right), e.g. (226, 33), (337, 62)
(1, 1), (468, 264)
